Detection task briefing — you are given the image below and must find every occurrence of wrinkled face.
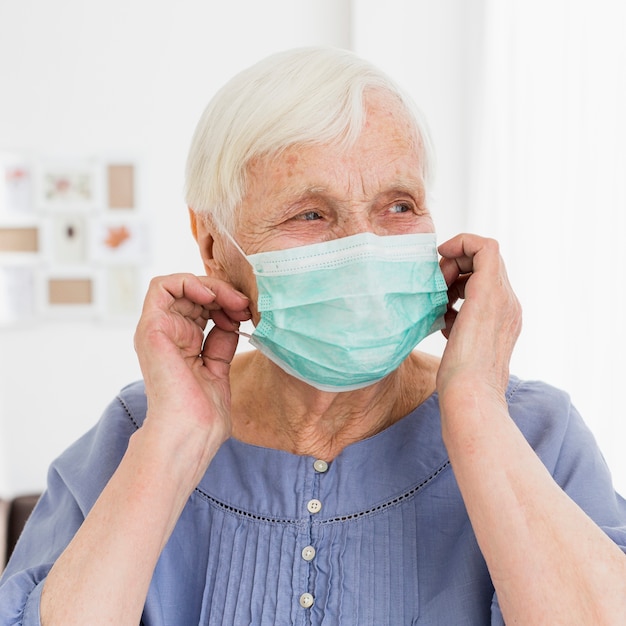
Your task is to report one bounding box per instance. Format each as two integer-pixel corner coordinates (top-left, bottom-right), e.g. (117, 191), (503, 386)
(209, 90), (435, 322)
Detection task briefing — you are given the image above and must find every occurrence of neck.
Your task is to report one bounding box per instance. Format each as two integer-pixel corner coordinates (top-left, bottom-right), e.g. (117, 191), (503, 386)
(230, 350), (438, 460)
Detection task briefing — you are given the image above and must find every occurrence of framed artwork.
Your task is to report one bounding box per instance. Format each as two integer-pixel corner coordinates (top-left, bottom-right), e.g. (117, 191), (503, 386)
(107, 164), (136, 209)
(101, 266), (142, 318)
(90, 217), (148, 264)
(0, 266), (37, 325)
(0, 155), (34, 217)
(45, 214), (88, 265)
(39, 270), (99, 318)
(34, 158), (103, 211)
(0, 154), (147, 326)
(0, 226), (39, 254)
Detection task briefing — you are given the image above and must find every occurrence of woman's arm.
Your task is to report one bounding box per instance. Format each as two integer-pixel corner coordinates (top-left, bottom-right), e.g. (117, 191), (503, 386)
(39, 274), (250, 625)
(437, 234), (626, 625)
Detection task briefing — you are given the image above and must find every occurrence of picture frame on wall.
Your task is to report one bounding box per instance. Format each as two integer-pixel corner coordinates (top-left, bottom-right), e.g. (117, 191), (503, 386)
(90, 217), (148, 264)
(0, 265), (37, 326)
(0, 154), (147, 326)
(101, 265), (142, 318)
(34, 158), (104, 212)
(39, 269), (100, 319)
(107, 163), (136, 210)
(0, 223), (40, 256)
(0, 154), (34, 217)
(45, 214), (89, 265)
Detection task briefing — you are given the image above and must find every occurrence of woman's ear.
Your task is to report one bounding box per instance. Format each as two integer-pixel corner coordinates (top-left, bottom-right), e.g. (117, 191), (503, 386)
(188, 208), (226, 277)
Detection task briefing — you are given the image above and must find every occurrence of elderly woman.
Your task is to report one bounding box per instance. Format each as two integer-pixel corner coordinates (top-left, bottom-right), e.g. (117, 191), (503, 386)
(2, 47), (626, 625)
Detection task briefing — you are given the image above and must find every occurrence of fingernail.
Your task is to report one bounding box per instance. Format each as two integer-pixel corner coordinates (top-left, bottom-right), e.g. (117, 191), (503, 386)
(204, 286), (216, 296)
(234, 289), (249, 300)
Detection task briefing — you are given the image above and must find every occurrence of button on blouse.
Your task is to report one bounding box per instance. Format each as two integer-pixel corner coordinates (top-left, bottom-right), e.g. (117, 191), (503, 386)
(299, 592), (314, 609)
(301, 545), (316, 561)
(306, 498), (322, 514)
(313, 459), (329, 473)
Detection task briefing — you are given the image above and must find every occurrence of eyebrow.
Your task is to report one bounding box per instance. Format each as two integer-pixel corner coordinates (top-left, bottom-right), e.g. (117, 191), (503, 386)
(370, 177), (428, 207)
(383, 178), (426, 199)
(281, 177), (426, 202)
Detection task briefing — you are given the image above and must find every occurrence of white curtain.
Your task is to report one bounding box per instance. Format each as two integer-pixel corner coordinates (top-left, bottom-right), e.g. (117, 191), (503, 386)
(467, 1), (626, 491)
(353, 0), (626, 492)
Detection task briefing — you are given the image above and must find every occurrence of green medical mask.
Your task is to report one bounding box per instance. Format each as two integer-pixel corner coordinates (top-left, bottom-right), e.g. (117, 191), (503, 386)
(231, 231), (448, 392)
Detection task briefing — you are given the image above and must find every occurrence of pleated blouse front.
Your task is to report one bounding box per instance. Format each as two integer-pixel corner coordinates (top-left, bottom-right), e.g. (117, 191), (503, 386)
(5, 377), (625, 625)
(136, 381), (496, 626)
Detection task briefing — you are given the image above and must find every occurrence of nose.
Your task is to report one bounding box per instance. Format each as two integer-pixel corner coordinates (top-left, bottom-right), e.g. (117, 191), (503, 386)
(335, 209), (375, 238)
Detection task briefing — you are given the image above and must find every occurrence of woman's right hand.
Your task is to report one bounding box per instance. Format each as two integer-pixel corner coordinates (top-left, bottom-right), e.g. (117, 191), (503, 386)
(40, 275), (251, 626)
(134, 273), (251, 470)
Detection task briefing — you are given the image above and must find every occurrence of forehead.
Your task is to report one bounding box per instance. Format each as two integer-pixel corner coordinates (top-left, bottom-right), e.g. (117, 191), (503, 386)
(242, 92), (425, 205)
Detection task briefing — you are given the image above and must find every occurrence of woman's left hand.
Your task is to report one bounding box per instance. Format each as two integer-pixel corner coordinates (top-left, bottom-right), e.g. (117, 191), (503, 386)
(433, 234), (626, 624)
(436, 233), (522, 402)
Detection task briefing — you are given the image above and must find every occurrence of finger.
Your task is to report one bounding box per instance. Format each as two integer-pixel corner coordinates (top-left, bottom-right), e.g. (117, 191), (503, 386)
(185, 305), (212, 332)
(200, 325), (239, 377)
(143, 274), (249, 313)
(199, 276), (251, 320)
(210, 308), (240, 332)
(446, 273), (471, 310)
(439, 235), (510, 309)
(441, 307), (458, 340)
(164, 273), (217, 303)
(140, 274), (214, 319)
(439, 256), (462, 288)
(185, 276), (252, 328)
(438, 234), (501, 276)
(169, 298), (212, 324)
(141, 275), (251, 335)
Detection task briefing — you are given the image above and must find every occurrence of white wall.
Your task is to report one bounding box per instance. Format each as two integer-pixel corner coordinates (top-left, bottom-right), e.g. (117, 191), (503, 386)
(0, 0), (478, 497)
(463, 1), (626, 494)
(354, 1), (626, 496)
(0, 0), (351, 495)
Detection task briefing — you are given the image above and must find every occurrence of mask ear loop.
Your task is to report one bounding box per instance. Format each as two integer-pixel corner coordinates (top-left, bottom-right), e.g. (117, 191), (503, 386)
(222, 230), (254, 339)
(223, 230), (248, 260)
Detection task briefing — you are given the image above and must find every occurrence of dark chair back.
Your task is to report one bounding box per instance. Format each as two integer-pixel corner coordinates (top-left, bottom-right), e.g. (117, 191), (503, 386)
(1, 494), (40, 571)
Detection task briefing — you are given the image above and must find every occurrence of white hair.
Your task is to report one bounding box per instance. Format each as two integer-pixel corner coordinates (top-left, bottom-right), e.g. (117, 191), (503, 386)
(185, 46), (435, 234)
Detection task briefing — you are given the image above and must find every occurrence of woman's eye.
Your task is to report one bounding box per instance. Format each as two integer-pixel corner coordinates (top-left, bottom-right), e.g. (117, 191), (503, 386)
(389, 202), (412, 214)
(297, 210), (323, 221)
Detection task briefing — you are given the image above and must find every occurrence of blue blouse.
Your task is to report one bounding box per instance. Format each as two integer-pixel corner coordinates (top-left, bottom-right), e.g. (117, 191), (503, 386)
(2, 377), (626, 625)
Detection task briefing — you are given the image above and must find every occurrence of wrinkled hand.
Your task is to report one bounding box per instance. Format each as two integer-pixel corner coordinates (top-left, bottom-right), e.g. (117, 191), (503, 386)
(134, 274), (251, 451)
(436, 234), (522, 402)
